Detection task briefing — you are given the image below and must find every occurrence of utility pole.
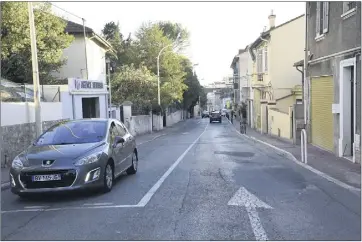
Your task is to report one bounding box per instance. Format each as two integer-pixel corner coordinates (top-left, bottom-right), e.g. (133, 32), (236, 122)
(106, 58), (112, 118)
(82, 18), (89, 79)
(28, 2), (42, 137)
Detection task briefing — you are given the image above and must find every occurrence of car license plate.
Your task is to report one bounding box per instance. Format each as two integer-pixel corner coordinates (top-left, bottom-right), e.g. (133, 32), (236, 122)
(32, 174), (61, 182)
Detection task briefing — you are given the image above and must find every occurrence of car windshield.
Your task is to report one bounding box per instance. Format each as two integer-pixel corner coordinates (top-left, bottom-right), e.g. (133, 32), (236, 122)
(35, 121), (107, 146)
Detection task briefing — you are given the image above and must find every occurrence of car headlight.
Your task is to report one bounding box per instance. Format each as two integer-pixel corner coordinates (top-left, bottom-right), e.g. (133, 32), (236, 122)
(74, 151), (103, 166)
(12, 156), (25, 170)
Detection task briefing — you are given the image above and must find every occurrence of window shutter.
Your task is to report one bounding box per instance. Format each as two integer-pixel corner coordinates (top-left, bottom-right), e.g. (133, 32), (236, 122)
(260, 49), (263, 73)
(316, 2), (321, 36)
(264, 47), (268, 72)
(323, 2), (329, 33)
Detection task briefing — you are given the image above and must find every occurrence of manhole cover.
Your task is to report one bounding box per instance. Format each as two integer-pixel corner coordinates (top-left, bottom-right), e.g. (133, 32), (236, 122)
(214, 151), (255, 157)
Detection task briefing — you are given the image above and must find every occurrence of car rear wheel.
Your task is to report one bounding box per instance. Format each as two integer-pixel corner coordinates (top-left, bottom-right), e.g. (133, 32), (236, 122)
(102, 162), (114, 193)
(126, 151), (138, 175)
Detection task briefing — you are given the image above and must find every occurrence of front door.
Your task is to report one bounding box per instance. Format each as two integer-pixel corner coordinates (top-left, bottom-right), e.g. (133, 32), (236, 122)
(115, 122), (133, 170)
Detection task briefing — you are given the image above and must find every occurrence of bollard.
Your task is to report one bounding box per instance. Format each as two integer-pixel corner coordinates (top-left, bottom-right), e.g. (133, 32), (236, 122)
(301, 129), (307, 164)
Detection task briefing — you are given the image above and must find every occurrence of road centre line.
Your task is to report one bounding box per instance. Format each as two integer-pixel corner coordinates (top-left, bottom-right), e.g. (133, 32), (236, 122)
(137, 134), (167, 146)
(2, 204), (141, 214)
(136, 122), (209, 207)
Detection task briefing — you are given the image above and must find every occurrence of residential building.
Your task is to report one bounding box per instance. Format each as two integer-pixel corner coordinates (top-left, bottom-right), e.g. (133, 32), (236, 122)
(249, 11), (305, 138)
(51, 20), (114, 119)
(230, 46), (254, 124)
(305, 1), (361, 163)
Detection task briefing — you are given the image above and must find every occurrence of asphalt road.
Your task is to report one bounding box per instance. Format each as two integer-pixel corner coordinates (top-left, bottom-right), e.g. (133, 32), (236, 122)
(1, 118), (361, 240)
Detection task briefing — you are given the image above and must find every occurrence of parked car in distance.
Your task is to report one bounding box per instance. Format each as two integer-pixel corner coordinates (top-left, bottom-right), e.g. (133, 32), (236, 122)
(210, 111), (222, 123)
(202, 110), (210, 118)
(221, 109), (227, 117)
(9, 118), (138, 197)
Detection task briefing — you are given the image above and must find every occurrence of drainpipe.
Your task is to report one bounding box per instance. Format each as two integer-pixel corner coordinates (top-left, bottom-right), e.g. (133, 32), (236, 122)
(295, 65), (304, 100)
(304, 3), (309, 130)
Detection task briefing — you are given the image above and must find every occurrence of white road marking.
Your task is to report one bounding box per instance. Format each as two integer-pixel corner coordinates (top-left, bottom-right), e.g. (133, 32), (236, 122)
(24, 206), (49, 209)
(138, 134), (167, 145)
(228, 187), (272, 241)
(137, 123), (209, 207)
(229, 121), (361, 193)
(182, 132), (189, 135)
(83, 202), (113, 206)
(1, 204), (141, 214)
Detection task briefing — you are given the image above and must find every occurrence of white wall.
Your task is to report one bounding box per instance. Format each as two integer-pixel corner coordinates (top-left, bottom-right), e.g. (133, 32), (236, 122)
(152, 115), (163, 131)
(166, 110), (183, 127)
(269, 15), (305, 99)
(128, 115), (152, 136)
(52, 36), (106, 83)
(1, 102), (63, 126)
(60, 91), (108, 120)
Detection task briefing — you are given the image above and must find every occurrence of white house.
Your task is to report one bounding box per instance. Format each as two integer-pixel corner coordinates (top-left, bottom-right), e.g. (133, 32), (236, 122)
(52, 20), (114, 120)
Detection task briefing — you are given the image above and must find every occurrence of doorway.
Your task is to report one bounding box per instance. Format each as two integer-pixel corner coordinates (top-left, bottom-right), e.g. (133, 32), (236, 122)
(82, 97), (100, 118)
(339, 58), (356, 161)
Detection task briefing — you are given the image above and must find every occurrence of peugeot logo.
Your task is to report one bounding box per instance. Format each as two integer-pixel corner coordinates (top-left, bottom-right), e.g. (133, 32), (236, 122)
(42, 160), (54, 167)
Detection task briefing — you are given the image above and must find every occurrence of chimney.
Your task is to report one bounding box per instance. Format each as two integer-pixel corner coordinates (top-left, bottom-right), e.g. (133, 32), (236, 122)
(268, 10), (276, 29)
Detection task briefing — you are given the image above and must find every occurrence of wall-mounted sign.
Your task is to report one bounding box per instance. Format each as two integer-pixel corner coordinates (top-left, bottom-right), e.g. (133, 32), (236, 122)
(68, 78), (106, 92)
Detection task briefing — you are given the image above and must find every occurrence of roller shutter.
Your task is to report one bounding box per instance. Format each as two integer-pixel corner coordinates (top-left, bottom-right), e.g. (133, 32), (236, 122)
(311, 76), (334, 151)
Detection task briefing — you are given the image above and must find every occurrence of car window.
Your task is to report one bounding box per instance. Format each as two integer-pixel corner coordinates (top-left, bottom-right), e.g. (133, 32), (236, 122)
(36, 121), (107, 145)
(116, 123), (126, 137)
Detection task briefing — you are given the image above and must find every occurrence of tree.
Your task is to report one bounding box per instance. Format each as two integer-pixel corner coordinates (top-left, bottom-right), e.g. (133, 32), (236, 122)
(1, 2), (74, 84)
(111, 64), (157, 111)
(101, 21), (135, 69)
(133, 22), (188, 108)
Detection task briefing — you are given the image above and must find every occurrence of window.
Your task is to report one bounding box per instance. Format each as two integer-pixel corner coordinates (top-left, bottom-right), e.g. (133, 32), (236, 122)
(316, 1), (329, 37)
(116, 123), (127, 137)
(343, 1), (357, 13)
(257, 49), (263, 74)
(263, 47), (268, 72)
(36, 121), (107, 146)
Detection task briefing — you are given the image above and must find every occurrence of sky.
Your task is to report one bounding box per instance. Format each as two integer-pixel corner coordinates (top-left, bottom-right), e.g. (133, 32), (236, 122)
(52, 1), (305, 86)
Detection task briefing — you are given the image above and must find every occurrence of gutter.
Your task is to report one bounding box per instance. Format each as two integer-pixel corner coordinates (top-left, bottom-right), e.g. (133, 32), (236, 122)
(308, 47), (361, 65)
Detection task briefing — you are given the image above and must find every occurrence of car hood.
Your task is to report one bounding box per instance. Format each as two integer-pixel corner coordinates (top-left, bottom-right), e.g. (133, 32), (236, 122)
(23, 142), (105, 167)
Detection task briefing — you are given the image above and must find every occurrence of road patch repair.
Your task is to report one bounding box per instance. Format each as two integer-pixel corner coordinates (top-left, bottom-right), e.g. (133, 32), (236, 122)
(228, 119), (361, 194)
(1, 123), (209, 214)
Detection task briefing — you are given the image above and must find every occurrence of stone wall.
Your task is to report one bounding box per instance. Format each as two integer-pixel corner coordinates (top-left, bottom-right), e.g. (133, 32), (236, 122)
(1, 119), (69, 167)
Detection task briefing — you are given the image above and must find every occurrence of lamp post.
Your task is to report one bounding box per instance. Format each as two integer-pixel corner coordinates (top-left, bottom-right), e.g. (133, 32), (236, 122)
(156, 32), (181, 106)
(106, 58), (112, 118)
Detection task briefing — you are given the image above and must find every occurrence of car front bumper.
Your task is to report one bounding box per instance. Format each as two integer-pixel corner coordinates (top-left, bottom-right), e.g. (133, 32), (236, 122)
(10, 163), (105, 195)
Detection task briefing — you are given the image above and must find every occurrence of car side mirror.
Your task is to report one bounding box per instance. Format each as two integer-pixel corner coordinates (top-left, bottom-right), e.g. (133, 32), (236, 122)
(113, 136), (125, 147)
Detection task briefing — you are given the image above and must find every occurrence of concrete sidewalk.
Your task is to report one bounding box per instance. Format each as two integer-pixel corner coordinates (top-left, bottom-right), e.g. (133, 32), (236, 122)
(230, 116), (361, 190)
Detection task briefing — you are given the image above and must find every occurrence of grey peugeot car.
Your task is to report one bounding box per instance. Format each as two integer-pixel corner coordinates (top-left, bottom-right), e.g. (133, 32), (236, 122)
(9, 118), (138, 197)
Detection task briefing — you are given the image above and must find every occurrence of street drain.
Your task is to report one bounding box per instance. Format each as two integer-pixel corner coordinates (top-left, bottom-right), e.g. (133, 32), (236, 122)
(214, 151), (255, 158)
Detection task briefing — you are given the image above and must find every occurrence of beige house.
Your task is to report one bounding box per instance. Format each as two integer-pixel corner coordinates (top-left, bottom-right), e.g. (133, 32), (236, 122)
(248, 12), (305, 139)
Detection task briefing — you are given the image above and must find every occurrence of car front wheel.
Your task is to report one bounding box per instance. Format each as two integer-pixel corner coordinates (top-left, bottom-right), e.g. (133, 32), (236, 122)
(102, 162), (114, 193)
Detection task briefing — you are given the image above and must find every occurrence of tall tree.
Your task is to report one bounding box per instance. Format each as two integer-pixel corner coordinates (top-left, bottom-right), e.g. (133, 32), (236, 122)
(133, 22), (187, 107)
(1, 2), (74, 84)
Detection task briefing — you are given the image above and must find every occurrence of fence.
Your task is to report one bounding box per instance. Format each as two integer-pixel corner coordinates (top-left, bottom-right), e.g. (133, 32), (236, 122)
(1, 84), (61, 102)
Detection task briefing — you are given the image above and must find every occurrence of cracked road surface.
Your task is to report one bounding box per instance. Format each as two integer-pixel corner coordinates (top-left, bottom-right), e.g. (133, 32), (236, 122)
(1, 118), (361, 240)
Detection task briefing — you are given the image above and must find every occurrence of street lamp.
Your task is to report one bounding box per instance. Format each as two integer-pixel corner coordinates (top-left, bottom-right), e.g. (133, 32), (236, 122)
(106, 58), (112, 118)
(156, 32), (181, 106)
